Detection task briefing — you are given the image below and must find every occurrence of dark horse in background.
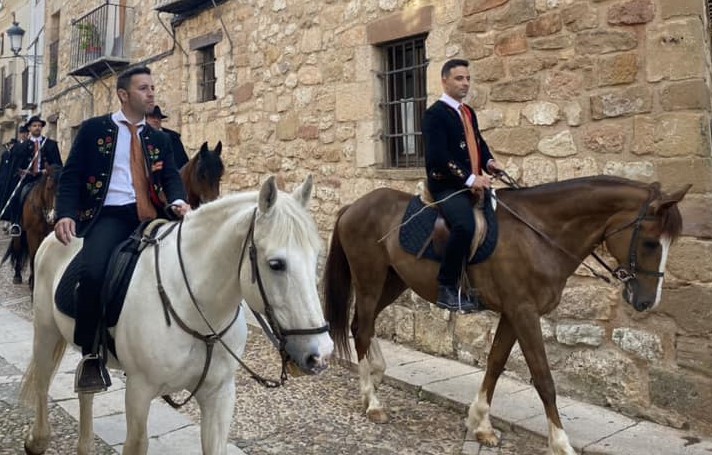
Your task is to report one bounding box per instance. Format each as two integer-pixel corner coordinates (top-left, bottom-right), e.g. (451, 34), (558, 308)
(180, 141), (224, 209)
(324, 176), (689, 455)
(2, 164), (62, 287)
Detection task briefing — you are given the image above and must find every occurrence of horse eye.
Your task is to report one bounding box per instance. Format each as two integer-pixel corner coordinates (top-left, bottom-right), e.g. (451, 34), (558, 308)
(642, 240), (659, 250)
(268, 259), (286, 271)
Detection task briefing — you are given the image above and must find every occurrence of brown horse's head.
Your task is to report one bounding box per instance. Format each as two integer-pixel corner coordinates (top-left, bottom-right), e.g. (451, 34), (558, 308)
(182, 141), (224, 208)
(603, 182), (690, 312)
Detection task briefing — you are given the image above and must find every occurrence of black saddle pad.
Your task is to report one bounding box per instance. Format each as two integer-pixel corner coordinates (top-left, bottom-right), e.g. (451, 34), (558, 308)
(398, 192), (498, 264)
(55, 223), (152, 328)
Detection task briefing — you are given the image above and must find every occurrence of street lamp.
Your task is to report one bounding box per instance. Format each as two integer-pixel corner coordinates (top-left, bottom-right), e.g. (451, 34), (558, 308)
(6, 13), (25, 56)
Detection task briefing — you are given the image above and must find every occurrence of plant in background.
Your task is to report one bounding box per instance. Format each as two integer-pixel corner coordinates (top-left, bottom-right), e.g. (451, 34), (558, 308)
(77, 22), (102, 55)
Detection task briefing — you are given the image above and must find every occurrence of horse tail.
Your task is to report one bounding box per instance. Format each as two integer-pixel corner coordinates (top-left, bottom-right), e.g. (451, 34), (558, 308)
(20, 336), (66, 409)
(324, 204), (354, 362)
(1, 231), (28, 270)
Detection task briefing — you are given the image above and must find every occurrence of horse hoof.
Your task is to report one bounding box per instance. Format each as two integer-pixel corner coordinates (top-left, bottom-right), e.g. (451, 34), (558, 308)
(367, 408), (389, 424)
(476, 430), (500, 447)
(24, 441), (45, 455)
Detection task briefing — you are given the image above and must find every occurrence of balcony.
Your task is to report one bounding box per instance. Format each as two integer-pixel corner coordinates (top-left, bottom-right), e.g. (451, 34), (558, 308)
(68, 3), (133, 78)
(154, 0), (228, 16)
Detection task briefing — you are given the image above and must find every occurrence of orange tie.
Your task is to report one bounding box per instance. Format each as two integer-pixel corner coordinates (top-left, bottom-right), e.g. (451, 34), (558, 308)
(31, 140), (40, 175)
(459, 105), (481, 175)
(121, 121), (157, 221)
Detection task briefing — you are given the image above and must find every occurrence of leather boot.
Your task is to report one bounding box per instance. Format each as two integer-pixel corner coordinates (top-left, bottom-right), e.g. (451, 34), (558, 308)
(436, 285), (481, 313)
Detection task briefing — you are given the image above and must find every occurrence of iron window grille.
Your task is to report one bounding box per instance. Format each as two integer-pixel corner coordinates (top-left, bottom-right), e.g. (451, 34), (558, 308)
(378, 35), (428, 168)
(197, 45), (216, 103)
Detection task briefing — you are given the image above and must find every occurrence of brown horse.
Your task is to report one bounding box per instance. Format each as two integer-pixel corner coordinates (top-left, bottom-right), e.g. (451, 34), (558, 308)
(2, 164), (62, 287)
(180, 141), (224, 208)
(323, 176), (689, 455)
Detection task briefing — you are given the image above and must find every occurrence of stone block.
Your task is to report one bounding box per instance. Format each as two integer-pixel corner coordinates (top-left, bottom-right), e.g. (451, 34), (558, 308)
(393, 304), (415, 343)
(522, 101), (560, 125)
(654, 158), (712, 194)
(646, 19), (706, 82)
(562, 2), (598, 32)
(297, 65), (322, 85)
(366, 5), (433, 45)
(335, 83), (372, 121)
(464, 35), (495, 60)
(607, 0), (655, 25)
(414, 307), (454, 356)
(530, 34), (574, 50)
(555, 323), (605, 346)
(526, 12), (562, 37)
(603, 160), (655, 181)
(463, 0), (508, 16)
(562, 101), (583, 126)
(650, 367), (712, 429)
(557, 157), (599, 180)
(275, 114), (299, 141)
(659, 0), (705, 19)
(590, 85), (652, 119)
(522, 155), (556, 185)
(476, 108), (504, 131)
(453, 311), (499, 365)
(508, 55), (557, 77)
(484, 127), (539, 156)
(667, 238), (712, 282)
(459, 13), (488, 33)
(576, 30), (637, 55)
(678, 196), (712, 239)
(658, 285), (712, 335)
(544, 71), (583, 100)
(490, 77), (539, 102)
(598, 52), (638, 86)
(660, 79), (711, 111)
(492, 0), (538, 28)
(473, 56), (505, 82)
(539, 130), (576, 157)
(494, 30), (528, 56)
(582, 123), (626, 154)
(677, 336), (712, 376)
(612, 327), (662, 361)
(552, 283), (616, 320)
(300, 27), (322, 53)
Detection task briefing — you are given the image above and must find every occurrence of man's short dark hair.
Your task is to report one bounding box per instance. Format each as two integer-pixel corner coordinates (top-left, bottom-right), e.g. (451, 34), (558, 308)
(116, 66), (151, 92)
(441, 59), (469, 78)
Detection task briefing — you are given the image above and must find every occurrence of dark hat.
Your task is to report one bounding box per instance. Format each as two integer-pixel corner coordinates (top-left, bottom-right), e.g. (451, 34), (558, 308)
(25, 115), (46, 128)
(149, 105), (168, 119)
(18, 125), (28, 133)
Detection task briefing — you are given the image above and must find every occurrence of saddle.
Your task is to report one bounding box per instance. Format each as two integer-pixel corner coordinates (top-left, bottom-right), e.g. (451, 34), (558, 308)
(398, 186), (498, 265)
(55, 219), (170, 355)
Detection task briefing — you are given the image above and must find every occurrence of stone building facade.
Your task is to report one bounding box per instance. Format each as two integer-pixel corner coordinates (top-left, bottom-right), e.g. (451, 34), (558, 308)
(41, 0), (711, 435)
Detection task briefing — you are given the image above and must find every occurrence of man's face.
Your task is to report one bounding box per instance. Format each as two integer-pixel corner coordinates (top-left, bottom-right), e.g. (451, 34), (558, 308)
(442, 65), (471, 102)
(18, 132), (28, 142)
(146, 115), (161, 130)
(118, 74), (155, 118)
(28, 122), (43, 138)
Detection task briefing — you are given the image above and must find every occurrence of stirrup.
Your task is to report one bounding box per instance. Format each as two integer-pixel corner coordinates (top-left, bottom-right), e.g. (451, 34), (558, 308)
(8, 224), (21, 237)
(74, 354), (111, 394)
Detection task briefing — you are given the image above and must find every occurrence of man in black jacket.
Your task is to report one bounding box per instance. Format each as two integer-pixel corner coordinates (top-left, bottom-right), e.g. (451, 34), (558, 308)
(54, 66), (190, 392)
(3, 116), (63, 237)
(422, 59), (503, 313)
(146, 105), (189, 169)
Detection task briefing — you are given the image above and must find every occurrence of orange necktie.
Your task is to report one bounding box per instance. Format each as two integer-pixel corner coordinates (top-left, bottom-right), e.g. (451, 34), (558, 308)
(31, 140), (40, 175)
(122, 121), (157, 221)
(459, 105), (481, 176)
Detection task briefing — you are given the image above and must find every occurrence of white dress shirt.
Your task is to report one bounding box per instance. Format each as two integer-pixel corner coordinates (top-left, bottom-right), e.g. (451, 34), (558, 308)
(104, 110), (145, 206)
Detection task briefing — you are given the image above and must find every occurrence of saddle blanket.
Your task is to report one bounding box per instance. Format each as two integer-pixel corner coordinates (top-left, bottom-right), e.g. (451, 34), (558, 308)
(398, 192), (498, 265)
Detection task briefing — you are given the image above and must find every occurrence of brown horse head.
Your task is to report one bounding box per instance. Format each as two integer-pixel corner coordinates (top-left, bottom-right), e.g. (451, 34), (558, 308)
(180, 141), (224, 208)
(601, 181), (690, 312)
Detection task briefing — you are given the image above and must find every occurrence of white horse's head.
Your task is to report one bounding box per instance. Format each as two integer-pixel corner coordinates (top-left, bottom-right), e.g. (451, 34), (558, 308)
(240, 175), (334, 374)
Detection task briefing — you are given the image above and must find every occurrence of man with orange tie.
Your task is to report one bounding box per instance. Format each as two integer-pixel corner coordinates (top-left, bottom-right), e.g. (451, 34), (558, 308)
(54, 66), (190, 392)
(4, 116), (62, 237)
(422, 59), (504, 313)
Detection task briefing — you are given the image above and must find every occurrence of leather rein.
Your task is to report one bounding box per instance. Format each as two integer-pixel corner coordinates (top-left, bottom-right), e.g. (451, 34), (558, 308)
(150, 207), (329, 408)
(493, 172), (663, 286)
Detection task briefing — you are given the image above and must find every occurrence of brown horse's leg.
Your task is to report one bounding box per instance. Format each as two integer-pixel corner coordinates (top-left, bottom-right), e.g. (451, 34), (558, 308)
(12, 237), (23, 284)
(512, 311), (575, 455)
(466, 316), (517, 446)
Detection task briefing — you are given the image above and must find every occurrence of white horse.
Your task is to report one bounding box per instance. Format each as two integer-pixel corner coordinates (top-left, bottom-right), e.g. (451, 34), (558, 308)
(21, 175), (334, 455)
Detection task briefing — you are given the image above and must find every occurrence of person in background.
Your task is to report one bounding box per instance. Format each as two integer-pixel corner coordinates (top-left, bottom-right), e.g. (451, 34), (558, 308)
(146, 105), (189, 169)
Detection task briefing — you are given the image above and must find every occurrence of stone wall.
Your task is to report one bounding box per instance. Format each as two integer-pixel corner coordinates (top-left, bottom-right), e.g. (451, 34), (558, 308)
(43, 0), (712, 435)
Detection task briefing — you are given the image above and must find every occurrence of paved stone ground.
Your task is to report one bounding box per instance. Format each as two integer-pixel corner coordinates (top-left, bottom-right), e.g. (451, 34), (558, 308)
(0, 233), (548, 454)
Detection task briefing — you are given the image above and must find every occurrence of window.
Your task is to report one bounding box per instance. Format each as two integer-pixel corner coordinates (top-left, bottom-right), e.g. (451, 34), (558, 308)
(48, 40), (59, 88)
(379, 36), (428, 168)
(1, 68), (13, 108)
(197, 45), (216, 102)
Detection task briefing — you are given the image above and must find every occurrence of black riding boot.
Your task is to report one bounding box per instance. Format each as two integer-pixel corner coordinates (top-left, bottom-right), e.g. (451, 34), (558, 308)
(73, 284), (111, 393)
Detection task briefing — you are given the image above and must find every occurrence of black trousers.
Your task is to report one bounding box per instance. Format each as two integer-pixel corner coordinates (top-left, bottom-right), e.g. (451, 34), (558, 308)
(74, 204), (140, 354)
(433, 189), (475, 287)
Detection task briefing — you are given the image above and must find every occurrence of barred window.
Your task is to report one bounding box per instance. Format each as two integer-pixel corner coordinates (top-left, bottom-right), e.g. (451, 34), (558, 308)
(197, 45), (216, 103)
(379, 35), (428, 168)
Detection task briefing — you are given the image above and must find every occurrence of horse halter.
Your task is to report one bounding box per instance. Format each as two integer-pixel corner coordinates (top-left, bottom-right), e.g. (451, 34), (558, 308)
(594, 193), (664, 285)
(236, 208), (330, 378)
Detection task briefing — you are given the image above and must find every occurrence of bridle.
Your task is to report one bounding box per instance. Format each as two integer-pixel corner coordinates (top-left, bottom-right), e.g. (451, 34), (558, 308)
(152, 207), (329, 408)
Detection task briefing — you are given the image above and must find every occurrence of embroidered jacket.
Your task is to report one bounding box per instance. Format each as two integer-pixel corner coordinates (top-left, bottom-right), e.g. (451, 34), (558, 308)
(422, 100), (494, 195)
(56, 114), (186, 236)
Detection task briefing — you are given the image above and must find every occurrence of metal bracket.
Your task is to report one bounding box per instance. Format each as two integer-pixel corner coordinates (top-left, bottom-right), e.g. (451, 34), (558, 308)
(156, 11), (188, 57)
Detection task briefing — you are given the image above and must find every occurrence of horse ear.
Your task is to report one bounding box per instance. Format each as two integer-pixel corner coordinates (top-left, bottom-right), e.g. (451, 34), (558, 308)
(259, 176), (278, 214)
(214, 141), (222, 156)
(291, 174), (313, 208)
(653, 184), (692, 213)
(199, 142), (209, 156)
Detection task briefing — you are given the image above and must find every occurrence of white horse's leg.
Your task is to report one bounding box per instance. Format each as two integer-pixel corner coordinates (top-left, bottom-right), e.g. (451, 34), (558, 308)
(122, 376), (155, 455)
(358, 356), (387, 423)
(21, 320), (66, 454)
(548, 420), (576, 455)
(77, 393), (95, 455)
(368, 337), (386, 387)
(197, 378), (236, 455)
(467, 387), (498, 445)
